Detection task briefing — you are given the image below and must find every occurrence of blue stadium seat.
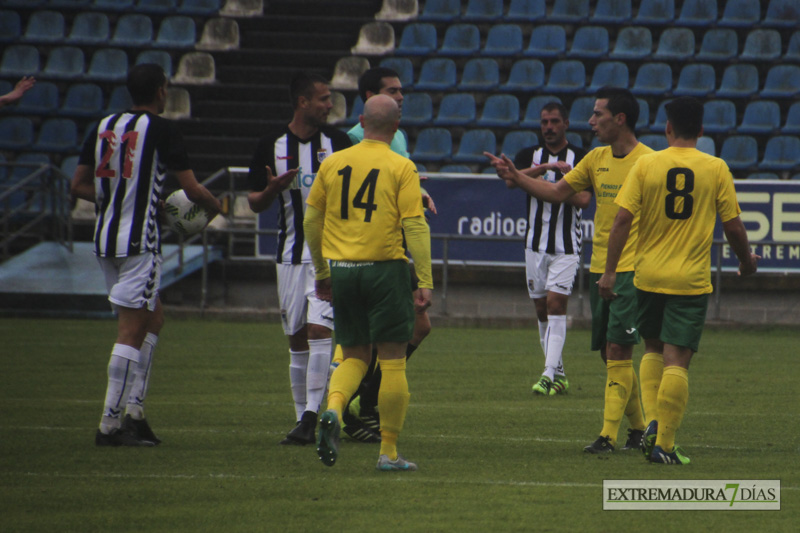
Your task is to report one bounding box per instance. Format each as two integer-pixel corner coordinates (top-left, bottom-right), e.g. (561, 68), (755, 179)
(4, 152), (50, 211)
(13, 82), (59, 116)
(720, 136), (758, 170)
(453, 130), (496, 163)
(86, 49), (129, 82)
(544, 60), (586, 94)
(568, 97), (596, 131)
(458, 58), (500, 91)
(93, 0), (135, 11)
(155, 16), (196, 48)
(702, 100), (736, 134)
(60, 83), (104, 118)
(673, 63), (716, 97)
(759, 136), (800, 170)
(0, 45), (40, 78)
(439, 164), (472, 174)
(379, 58), (414, 88)
(500, 59), (545, 92)
(520, 95), (563, 129)
(136, 50), (174, 77)
(566, 132), (584, 148)
(609, 27), (652, 60)
(763, 0), (800, 28)
(415, 58), (456, 90)
(0, 10), (22, 43)
(439, 24), (480, 57)
(696, 137), (716, 156)
(401, 93), (432, 126)
(781, 102), (800, 135)
(524, 25), (566, 58)
(411, 128), (452, 162)
(22, 11), (65, 43)
(136, 0), (178, 14)
(178, 0), (221, 15)
(105, 86), (133, 114)
(760, 65), (800, 98)
(747, 172), (781, 180)
(738, 101), (781, 134)
(740, 30), (782, 62)
(434, 94), (476, 126)
(33, 118), (79, 153)
(719, 0), (760, 27)
(631, 62), (671, 96)
(395, 23), (437, 56)
(482, 24), (523, 57)
(60, 155), (80, 180)
(506, 0), (546, 22)
(677, 0), (718, 26)
(66, 12), (110, 45)
(549, 0), (591, 23)
(567, 26), (609, 59)
(587, 61), (629, 92)
(501, 131), (538, 160)
(345, 95), (363, 126)
(634, 0), (675, 25)
(419, 0), (461, 21)
(636, 98), (650, 131)
(639, 134), (668, 151)
(477, 94), (520, 127)
(0, 80), (11, 100)
(42, 47), (85, 79)
(0, 117), (34, 150)
(592, 0), (632, 24)
(111, 14), (153, 47)
(463, 0), (503, 21)
(653, 28), (695, 61)
(649, 100), (670, 132)
(716, 64), (759, 99)
(696, 29), (738, 62)
(785, 31), (800, 61)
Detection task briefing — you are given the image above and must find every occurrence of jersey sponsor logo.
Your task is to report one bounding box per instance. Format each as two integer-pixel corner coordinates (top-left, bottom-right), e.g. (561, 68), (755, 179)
(317, 148), (328, 163)
(596, 167), (609, 172)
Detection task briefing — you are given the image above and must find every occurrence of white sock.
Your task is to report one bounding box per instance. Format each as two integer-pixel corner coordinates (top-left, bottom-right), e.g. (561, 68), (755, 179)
(100, 344), (140, 434)
(126, 333), (158, 420)
(289, 350), (309, 421)
(306, 338), (332, 415)
(543, 315), (567, 382)
(537, 320), (548, 355)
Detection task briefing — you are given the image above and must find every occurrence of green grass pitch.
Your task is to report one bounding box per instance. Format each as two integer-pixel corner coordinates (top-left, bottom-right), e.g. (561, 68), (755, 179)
(1, 318), (797, 532)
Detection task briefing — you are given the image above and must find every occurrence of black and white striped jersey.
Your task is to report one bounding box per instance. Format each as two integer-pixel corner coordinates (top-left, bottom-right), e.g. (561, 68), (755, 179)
(248, 125), (352, 264)
(79, 111), (190, 258)
(514, 143), (588, 255)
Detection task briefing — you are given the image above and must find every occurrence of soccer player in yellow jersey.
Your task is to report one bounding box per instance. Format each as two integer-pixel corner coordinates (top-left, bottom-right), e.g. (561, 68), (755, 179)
(486, 87), (651, 453)
(599, 97), (758, 464)
(304, 94), (433, 471)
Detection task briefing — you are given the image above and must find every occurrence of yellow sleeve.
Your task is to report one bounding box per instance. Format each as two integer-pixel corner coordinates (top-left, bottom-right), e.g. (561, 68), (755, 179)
(715, 161), (741, 223)
(401, 215), (433, 289)
(302, 204), (330, 280)
(563, 149), (595, 193)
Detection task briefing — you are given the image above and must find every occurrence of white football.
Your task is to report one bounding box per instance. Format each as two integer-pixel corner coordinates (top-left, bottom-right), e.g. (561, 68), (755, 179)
(163, 190), (213, 237)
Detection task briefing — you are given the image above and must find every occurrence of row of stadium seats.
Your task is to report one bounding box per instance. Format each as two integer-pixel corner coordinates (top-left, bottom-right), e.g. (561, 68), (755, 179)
(396, 23), (800, 63)
(1, 11), (197, 48)
(368, 56), (800, 98)
(0, 116), (91, 153)
(417, 0), (799, 28)
(2, 0), (221, 16)
(0, 81), (133, 118)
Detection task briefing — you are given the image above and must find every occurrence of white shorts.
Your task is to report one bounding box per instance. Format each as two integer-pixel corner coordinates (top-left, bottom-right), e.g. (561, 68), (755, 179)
(276, 263), (334, 336)
(97, 253), (162, 312)
(525, 249), (579, 299)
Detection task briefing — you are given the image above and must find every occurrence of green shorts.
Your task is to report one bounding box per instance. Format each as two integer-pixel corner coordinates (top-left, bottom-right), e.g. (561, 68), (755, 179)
(636, 290), (709, 352)
(330, 259), (414, 347)
(590, 271), (640, 351)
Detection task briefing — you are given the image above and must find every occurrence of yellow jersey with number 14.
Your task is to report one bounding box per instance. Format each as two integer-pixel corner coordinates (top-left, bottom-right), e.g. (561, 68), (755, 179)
(306, 139), (423, 262)
(615, 146), (741, 295)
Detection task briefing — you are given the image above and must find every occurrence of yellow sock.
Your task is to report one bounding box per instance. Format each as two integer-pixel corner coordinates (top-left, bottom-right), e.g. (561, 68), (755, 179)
(332, 344), (344, 365)
(625, 368), (646, 431)
(327, 358), (368, 423)
(640, 352), (665, 426)
(377, 358), (410, 461)
(600, 359), (633, 446)
(655, 366), (689, 452)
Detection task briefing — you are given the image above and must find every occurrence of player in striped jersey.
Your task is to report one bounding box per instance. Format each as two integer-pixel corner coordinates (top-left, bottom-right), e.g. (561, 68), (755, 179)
(71, 64), (221, 446)
(512, 102), (589, 397)
(247, 72), (352, 446)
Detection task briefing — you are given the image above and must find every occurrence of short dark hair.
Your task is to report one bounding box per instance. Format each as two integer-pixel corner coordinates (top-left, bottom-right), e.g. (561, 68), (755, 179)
(665, 97), (704, 139)
(127, 63), (167, 106)
(541, 101), (568, 121)
(595, 86), (639, 131)
(289, 71), (329, 109)
(357, 67), (400, 102)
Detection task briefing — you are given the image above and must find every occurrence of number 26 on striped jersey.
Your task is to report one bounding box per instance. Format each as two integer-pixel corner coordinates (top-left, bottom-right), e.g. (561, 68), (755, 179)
(338, 165), (378, 222)
(96, 130), (139, 179)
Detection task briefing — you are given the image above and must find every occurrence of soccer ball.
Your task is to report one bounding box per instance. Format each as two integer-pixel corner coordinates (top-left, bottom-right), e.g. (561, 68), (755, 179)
(163, 190), (214, 237)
